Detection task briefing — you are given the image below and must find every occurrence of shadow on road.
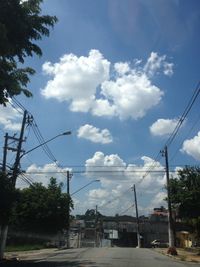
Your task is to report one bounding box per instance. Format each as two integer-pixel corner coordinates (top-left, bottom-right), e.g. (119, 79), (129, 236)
(0, 259), (99, 267)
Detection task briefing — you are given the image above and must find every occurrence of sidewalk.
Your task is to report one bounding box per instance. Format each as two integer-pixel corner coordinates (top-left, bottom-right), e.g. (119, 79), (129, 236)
(155, 248), (200, 263)
(4, 248), (58, 261)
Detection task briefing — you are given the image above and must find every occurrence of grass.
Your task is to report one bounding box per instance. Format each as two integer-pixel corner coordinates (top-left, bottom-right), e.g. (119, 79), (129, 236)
(5, 244), (45, 252)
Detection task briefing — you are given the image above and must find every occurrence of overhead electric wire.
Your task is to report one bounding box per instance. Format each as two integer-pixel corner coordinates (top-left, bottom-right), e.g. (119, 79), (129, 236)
(170, 112), (200, 163)
(119, 204), (135, 215)
(136, 81), (200, 187)
(98, 188), (132, 209)
(8, 98), (69, 184)
(164, 81), (200, 148)
(19, 173), (33, 186)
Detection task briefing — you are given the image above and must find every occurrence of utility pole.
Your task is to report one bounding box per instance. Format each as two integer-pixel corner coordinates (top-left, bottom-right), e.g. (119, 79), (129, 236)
(162, 145), (175, 248)
(0, 133), (9, 260)
(12, 110), (27, 186)
(133, 184), (141, 248)
(2, 133), (8, 173)
(95, 205), (98, 247)
(66, 170), (71, 248)
(0, 111), (28, 260)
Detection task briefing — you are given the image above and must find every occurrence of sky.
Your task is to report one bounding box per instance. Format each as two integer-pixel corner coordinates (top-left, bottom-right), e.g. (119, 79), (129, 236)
(1, 0), (200, 217)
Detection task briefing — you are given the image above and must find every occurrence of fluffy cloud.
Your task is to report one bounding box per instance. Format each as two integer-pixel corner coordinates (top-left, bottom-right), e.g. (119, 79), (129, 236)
(42, 50), (110, 112)
(41, 50), (173, 120)
(181, 132), (200, 161)
(150, 118), (179, 136)
(16, 163), (70, 189)
(77, 151), (167, 215)
(77, 124), (113, 144)
(144, 52), (173, 77)
(0, 102), (22, 131)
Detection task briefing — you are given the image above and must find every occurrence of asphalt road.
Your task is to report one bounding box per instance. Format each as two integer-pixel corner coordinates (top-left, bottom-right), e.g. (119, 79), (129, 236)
(2, 248), (197, 267)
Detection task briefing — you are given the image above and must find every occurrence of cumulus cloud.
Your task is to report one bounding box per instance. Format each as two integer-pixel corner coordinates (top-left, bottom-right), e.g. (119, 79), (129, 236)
(78, 151), (166, 215)
(144, 52), (174, 77)
(77, 124), (113, 144)
(16, 163), (70, 189)
(41, 50), (173, 120)
(181, 132), (200, 161)
(42, 50), (110, 112)
(149, 192), (167, 209)
(150, 118), (179, 136)
(0, 102), (22, 131)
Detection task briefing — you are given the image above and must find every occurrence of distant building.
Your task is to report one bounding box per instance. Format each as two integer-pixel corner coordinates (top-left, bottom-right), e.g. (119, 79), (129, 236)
(149, 206), (168, 222)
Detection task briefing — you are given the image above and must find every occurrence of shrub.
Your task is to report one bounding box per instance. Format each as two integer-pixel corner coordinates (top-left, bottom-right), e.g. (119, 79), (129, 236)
(167, 246), (178, 255)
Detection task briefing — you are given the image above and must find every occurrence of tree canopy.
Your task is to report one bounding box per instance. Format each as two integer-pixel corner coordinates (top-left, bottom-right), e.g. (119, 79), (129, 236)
(10, 177), (73, 234)
(169, 166), (200, 239)
(0, 0), (57, 105)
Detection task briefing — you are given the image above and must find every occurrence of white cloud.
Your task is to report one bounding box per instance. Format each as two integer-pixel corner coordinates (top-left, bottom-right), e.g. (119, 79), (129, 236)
(0, 102), (22, 131)
(144, 52), (174, 77)
(114, 62), (130, 75)
(150, 118), (179, 136)
(149, 192), (167, 209)
(77, 124), (113, 144)
(181, 131), (200, 161)
(42, 49), (110, 112)
(101, 72), (163, 120)
(16, 163), (71, 189)
(78, 151), (166, 215)
(41, 50), (173, 120)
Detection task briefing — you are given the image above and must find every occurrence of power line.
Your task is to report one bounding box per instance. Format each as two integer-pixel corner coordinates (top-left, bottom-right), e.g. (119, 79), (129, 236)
(170, 112), (200, 162)
(136, 81), (200, 187)
(165, 81), (200, 148)
(119, 204), (135, 215)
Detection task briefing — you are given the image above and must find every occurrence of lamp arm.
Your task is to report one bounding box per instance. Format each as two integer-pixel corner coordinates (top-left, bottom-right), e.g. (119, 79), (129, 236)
(20, 134), (61, 158)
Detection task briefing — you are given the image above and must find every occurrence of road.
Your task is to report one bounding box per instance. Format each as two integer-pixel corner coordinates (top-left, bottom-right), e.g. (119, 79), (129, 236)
(2, 248), (196, 266)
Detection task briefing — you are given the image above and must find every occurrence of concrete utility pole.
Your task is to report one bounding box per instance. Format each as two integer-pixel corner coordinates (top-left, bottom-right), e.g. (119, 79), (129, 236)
(2, 133), (8, 173)
(66, 170), (72, 248)
(0, 111), (28, 259)
(95, 205), (98, 247)
(162, 146), (175, 247)
(133, 184), (141, 248)
(12, 110), (27, 186)
(0, 133), (9, 260)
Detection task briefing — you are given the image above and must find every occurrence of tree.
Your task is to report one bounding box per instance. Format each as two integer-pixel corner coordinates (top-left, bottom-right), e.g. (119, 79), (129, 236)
(169, 166), (200, 241)
(0, 172), (18, 225)
(0, 0), (57, 105)
(84, 209), (102, 220)
(10, 177), (73, 234)
(0, 172), (19, 258)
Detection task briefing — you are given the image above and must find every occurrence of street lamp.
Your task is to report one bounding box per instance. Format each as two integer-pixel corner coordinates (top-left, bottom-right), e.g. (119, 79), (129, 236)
(71, 179), (100, 196)
(20, 131), (71, 158)
(12, 130), (71, 185)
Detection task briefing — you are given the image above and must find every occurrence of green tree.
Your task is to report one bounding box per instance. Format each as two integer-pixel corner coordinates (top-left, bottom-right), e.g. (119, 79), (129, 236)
(169, 166), (200, 240)
(11, 177), (73, 234)
(0, 0), (57, 105)
(0, 172), (19, 225)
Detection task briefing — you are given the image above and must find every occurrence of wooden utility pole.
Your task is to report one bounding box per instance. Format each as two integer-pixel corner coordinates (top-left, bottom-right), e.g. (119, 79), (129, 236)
(133, 184), (141, 248)
(163, 146), (175, 247)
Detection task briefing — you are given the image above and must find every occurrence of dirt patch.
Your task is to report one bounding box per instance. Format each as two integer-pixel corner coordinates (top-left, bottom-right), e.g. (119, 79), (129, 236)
(155, 248), (200, 263)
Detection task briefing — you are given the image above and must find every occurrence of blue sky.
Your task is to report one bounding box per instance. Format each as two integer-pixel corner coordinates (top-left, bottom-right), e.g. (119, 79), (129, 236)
(1, 0), (200, 216)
